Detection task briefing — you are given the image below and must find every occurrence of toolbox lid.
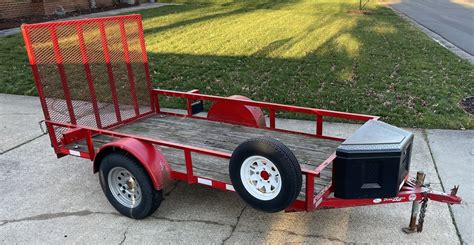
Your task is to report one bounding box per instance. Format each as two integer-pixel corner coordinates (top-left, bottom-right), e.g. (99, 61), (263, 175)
(337, 120), (413, 155)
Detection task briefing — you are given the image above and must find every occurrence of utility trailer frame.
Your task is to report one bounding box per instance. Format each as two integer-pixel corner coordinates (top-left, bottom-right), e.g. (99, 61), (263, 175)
(21, 14), (461, 231)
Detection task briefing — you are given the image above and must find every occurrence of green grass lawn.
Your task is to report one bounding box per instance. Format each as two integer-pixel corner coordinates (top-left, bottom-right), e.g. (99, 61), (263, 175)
(1, 0), (472, 128)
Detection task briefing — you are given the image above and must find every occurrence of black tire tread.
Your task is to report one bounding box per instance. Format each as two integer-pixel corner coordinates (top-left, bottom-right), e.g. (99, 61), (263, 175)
(229, 137), (302, 212)
(244, 137), (302, 201)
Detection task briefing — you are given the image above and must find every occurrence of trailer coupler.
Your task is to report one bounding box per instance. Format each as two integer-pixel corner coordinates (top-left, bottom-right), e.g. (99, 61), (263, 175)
(402, 171), (461, 233)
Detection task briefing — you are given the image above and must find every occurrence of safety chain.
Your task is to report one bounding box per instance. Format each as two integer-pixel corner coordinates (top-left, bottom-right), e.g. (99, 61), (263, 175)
(417, 198), (429, 232)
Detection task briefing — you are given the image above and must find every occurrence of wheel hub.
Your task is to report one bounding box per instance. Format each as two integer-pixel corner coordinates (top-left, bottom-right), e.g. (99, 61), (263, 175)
(126, 178), (136, 191)
(240, 155), (282, 201)
(260, 171), (270, 180)
(108, 167), (142, 208)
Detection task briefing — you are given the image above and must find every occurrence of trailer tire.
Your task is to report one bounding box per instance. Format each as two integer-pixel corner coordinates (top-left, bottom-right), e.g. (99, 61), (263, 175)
(99, 152), (162, 219)
(229, 137), (302, 212)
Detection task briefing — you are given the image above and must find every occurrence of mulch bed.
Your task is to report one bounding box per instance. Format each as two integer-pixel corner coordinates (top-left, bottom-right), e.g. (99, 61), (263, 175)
(0, 3), (137, 30)
(347, 9), (372, 15)
(460, 96), (474, 115)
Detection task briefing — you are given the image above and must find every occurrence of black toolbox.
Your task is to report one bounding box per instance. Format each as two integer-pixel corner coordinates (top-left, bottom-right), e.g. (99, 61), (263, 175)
(334, 120), (414, 199)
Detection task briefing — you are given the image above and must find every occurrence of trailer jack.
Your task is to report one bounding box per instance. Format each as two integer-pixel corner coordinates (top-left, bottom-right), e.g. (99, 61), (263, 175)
(402, 171), (461, 233)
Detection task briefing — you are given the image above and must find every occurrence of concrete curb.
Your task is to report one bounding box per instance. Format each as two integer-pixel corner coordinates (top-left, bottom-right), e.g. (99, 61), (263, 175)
(0, 3), (179, 38)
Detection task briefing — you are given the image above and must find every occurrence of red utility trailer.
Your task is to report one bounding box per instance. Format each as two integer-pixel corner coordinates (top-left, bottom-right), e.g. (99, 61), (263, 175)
(21, 14), (461, 232)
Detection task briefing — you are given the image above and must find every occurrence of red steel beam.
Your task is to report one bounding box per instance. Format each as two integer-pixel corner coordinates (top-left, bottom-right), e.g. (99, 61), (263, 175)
(135, 16), (155, 112)
(76, 24), (102, 129)
(186, 99), (193, 116)
(305, 173), (315, 210)
(170, 171), (235, 193)
(57, 147), (91, 159)
(85, 129), (95, 160)
(49, 26), (77, 124)
(119, 19), (140, 116)
(154, 89), (378, 122)
(24, 14), (140, 29)
(313, 153), (336, 175)
(154, 94), (161, 112)
(316, 115), (323, 136)
(312, 182), (333, 210)
(269, 109), (276, 129)
(99, 21), (122, 123)
(184, 149), (195, 183)
(319, 190), (427, 209)
(21, 26), (60, 152)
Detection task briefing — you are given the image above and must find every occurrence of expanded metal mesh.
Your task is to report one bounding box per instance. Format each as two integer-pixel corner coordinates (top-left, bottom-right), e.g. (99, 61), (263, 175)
(22, 15), (153, 143)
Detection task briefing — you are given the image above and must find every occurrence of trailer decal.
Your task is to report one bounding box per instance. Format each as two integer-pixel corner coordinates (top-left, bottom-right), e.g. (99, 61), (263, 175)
(197, 178), (213, 186)
(69, 150), (81, 156)
(226, 184), (235, 191)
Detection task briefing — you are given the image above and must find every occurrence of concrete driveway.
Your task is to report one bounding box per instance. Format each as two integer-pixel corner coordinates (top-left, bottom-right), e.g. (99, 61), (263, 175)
(427, 129), (474, 244)
(0, 93), (466, 244)
(388, 0), (474, 56)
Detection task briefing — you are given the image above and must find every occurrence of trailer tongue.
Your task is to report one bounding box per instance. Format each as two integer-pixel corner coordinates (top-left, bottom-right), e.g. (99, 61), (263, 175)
(21, 14), (461, 232)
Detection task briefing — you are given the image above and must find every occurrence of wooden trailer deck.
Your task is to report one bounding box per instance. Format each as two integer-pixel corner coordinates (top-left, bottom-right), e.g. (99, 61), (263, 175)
(66, 114), (341, 198)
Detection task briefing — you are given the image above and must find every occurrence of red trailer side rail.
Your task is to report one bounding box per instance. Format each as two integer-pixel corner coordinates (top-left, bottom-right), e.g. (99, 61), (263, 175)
(42, 88), (379, 212)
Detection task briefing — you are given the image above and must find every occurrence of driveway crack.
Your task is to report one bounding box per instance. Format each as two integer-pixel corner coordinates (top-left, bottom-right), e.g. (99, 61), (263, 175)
(150, 215), (231, 227)
(0, 210), (120, 226)
(222, 205), (247, 244)
(238, 228), (347, 243)
(119, 223), (131, 245)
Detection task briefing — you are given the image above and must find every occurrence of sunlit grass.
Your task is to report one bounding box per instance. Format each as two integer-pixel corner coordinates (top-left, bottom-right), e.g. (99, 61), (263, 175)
(143, 1), (362, 59)
(0, 0), (472, 128)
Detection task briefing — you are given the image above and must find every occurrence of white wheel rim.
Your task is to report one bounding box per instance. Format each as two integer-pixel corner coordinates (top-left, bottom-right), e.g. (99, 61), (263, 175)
(108, 167), (142, 208)
(240, 155), (282, 201)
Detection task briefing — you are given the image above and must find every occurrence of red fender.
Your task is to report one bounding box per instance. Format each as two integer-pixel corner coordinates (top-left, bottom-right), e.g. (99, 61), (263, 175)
(93, 138), (172, 190)
(207, 95), (266, 128)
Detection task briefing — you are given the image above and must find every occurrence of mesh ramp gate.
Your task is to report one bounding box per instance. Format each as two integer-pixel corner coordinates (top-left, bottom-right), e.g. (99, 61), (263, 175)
(21, 14), (154, 145)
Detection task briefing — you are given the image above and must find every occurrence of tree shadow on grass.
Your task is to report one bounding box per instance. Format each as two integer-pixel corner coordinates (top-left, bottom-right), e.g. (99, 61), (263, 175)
(2, 1), (471, 129)
(141, 1), (303, 36)
(144, 3), (473, 128)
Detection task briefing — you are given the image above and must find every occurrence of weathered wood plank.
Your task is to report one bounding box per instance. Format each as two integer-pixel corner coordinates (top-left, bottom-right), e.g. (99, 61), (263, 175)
(66, 114), (339, 197)
(115, 115), (339, 168)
